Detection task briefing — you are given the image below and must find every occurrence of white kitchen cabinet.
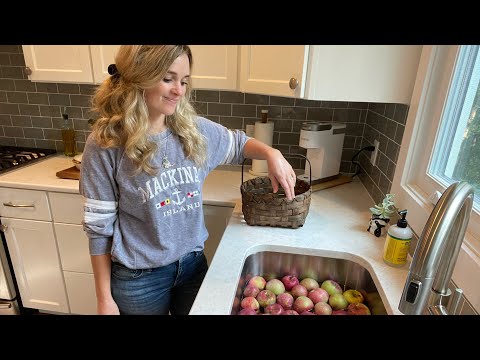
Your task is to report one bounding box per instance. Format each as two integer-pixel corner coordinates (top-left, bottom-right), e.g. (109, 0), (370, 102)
(190, 45), (238, 90)
(240, 45), (309, 98)
(304, 45), (423, 104)
(1, 218), (69, 313)
(22, 45), (94, 83)
(90, 45), (121, 84)
(49, 192), (97, 315)
(0, 187), (69, 313)
(203, 204), (234, 265)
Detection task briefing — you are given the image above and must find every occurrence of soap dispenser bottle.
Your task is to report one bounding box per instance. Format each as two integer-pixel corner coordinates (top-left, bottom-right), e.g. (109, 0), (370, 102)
(61, 107), (77, 157)
(383, 209), (413, 267)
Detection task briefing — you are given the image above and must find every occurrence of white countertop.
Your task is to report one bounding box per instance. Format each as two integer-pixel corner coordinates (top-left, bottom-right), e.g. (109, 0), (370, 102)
(0, 154), (410, 315)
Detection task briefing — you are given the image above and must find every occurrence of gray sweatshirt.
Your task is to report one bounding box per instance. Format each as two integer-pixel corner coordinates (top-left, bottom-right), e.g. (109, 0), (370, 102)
(80, 116), (250, 269)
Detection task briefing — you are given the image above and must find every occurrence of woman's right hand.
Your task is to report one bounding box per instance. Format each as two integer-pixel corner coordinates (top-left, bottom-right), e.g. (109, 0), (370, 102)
(97, 297), (120, 315)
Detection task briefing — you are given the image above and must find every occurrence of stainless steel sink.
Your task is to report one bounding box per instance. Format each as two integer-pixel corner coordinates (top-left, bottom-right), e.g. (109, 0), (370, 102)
(231, 251), (387, 315)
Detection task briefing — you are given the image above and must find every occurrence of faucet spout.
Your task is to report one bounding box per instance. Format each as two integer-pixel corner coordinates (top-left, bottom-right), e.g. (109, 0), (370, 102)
(398, 181), (474, 315)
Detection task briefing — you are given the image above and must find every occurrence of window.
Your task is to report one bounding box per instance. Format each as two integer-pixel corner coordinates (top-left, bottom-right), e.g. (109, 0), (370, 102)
(392, 45), (480, 312)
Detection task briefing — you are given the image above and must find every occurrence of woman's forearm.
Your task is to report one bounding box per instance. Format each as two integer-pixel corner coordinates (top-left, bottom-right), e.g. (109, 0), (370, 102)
(91, 254), (113, 302)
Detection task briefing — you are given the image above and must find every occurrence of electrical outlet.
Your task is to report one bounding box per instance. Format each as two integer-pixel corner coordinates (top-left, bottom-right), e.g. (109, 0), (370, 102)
(370, 139), (380, 166)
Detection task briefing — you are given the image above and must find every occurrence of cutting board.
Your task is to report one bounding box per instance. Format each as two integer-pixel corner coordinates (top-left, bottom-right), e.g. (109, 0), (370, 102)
(310, 174), (353, 193)
(56, 166), (80, 180)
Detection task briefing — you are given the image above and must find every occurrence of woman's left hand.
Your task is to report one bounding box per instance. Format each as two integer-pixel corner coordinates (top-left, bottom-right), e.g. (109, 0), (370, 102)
(266, 149), (297, 201)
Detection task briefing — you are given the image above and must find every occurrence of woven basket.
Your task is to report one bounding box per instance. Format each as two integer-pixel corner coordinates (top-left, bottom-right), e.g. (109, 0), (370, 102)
(240, 154), (312, 229)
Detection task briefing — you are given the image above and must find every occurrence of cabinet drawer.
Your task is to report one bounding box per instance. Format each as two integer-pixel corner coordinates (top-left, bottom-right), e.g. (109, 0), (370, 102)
(49, 192), (83, 224)
(0, 188), (51, 221)
(64, 272), (97, 315)
(55, 223), (92, 273)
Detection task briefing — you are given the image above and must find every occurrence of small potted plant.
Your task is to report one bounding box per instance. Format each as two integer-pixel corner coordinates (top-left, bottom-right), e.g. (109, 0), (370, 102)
(367, 193), (397, 237)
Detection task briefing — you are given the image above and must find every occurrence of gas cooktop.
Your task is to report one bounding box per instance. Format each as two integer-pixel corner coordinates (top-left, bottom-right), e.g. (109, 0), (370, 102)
(0, 146), (57, 175)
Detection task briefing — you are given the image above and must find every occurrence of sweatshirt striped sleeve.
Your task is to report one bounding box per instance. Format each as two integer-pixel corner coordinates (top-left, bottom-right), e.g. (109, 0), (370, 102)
(79, 135), (119, 256)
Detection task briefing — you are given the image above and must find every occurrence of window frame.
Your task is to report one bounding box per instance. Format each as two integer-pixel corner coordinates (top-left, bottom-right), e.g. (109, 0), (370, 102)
(391, 45), (480, 313)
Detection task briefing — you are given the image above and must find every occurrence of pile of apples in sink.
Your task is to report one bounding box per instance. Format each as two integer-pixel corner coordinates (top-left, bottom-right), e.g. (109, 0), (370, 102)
(234, 274), (383, 315)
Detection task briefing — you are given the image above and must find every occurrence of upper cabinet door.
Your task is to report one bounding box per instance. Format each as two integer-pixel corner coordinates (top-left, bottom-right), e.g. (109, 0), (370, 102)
(189, 45), (238, 90)
(304, 45), (423, 104)
(22, 45), (93, 83)
(90, 45), (121, 84)
(239, 45), (309, 98)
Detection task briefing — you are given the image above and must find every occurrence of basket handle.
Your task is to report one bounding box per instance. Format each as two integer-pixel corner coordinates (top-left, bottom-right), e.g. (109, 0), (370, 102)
(241, 153), (312, 187)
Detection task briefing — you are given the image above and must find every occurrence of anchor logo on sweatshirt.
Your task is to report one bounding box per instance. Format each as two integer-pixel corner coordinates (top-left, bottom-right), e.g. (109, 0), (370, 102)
(171, 188), (186, 205)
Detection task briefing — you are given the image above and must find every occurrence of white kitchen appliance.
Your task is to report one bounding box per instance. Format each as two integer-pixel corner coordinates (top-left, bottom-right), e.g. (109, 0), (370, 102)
(297, 122), (346, 183)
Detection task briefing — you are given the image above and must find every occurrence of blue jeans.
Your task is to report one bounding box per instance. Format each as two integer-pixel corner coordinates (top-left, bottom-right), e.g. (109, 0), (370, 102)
(111, 250), (208, 315)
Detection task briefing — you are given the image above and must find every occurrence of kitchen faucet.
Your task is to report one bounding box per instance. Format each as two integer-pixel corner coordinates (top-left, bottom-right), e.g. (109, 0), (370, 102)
(398, 181), (474, 315)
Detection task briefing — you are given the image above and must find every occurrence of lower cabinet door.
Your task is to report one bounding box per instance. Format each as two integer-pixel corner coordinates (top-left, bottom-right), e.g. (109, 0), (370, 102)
(64, 271), (97, 315)
(2, 217), (69, 313)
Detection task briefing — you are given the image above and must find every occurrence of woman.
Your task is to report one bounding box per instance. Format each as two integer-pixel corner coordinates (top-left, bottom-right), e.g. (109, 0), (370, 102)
(80, 45), (297, 315)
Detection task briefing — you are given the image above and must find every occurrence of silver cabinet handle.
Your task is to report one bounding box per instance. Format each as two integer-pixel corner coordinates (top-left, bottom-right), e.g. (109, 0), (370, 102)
(289, 77), (299, 90)
(25, 66), (32, 76)
(3, 202), (35, 208)
(0, 224), (7, 232)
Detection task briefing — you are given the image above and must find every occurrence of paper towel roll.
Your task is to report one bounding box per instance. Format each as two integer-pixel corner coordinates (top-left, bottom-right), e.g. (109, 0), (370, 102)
(249, 121), (274, 176)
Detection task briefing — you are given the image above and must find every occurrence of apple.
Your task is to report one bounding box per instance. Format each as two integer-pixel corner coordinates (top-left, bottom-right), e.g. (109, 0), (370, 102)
(282, 310), (299, 315)
(308, 288), (329, 304)
(332, 310), (348, 315)
(238, 308), (257, 315)
(266, 279), (285, 295)
(291, 284), (308, 298)
(343, 289), (364, 304)
(300, 311), (315, 315)
(240, 296), (260, 311)
(276, 292), (294, 310)
(248, 275), (266, 290)
(347, 302), (371, 315)
(243, 284), (260, 298)
(281, 275), (300, 291)
(293, 296), (314, 313)
(265, 303), (284, 315)
(256, 289), (276, 308)
(321, 279), (343, 296)
(328, 293), (348, 310)
(300, 278), (319, 291)
(314, 302), (332, 315)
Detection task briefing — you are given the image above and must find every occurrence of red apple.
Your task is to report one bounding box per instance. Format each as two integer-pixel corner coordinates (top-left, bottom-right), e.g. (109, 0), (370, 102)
(240, 296), (259, 312)
(281, 275), (300, 291)
(282, 310), (299, 315)
(248, 276), (266, 290)
(256, 290), (276, 308)
(332, 310), (348, 315)
(291, 284), (308, 298)
(276, 292), (294, 310)
(347, 302), (371, 315)
(308, 288), (329, 304)
(264, 303), (284, 315)
(238, 308), (257, 315)
(293, 296), (314, 313)
(243, 284), (260, 298)
(300, 278), (319, 291)
(314, 302), (333, 315)
(265, 279), (285, 295)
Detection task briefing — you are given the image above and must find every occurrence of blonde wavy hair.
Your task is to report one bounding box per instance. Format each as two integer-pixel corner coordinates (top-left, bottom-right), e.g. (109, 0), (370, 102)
(91, 45), (207, 175)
